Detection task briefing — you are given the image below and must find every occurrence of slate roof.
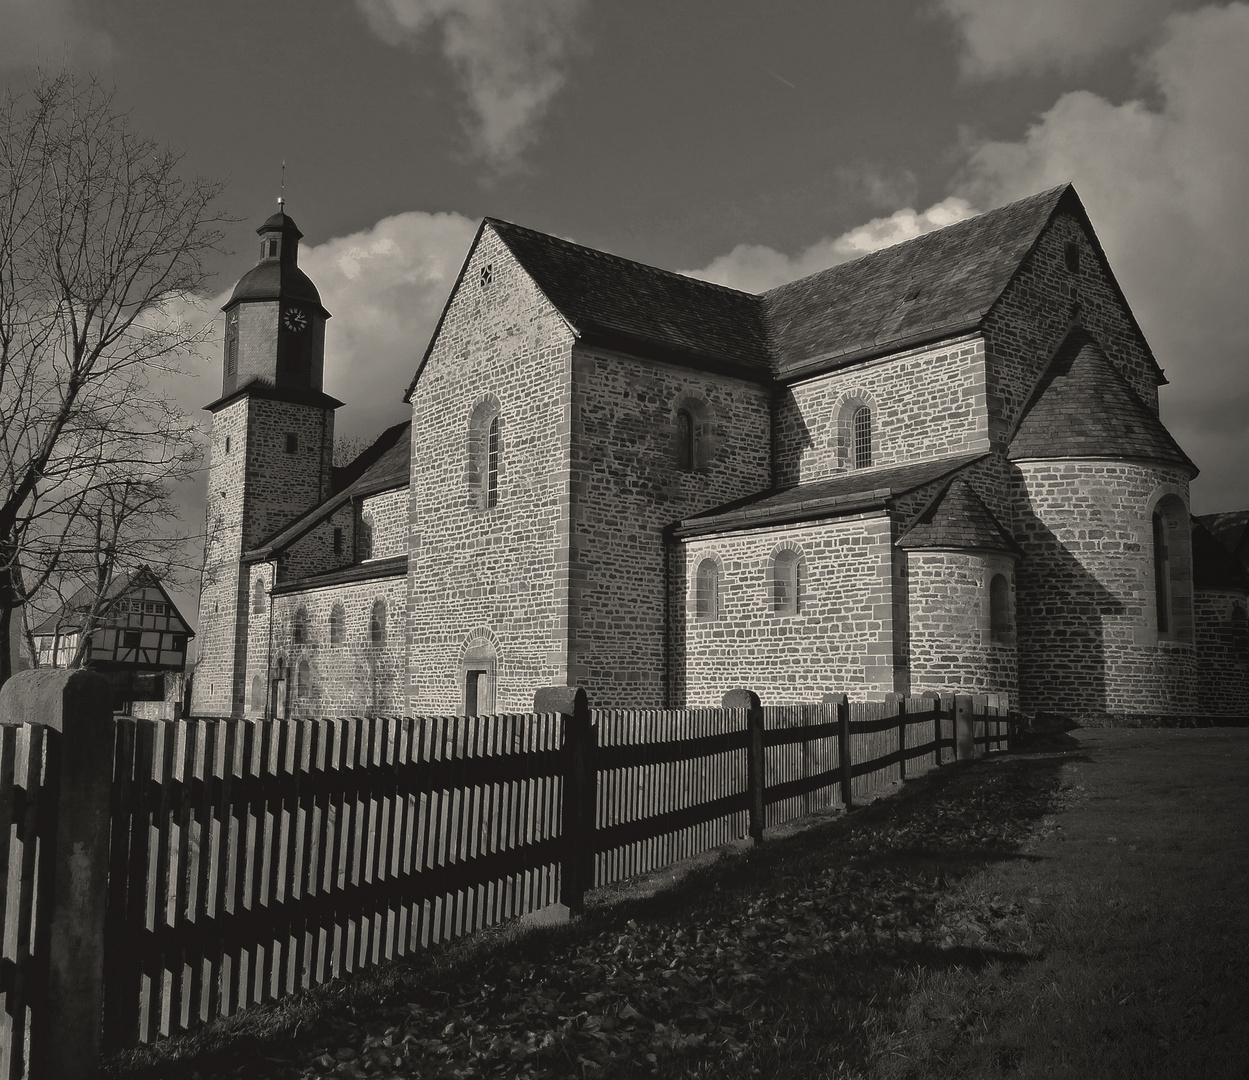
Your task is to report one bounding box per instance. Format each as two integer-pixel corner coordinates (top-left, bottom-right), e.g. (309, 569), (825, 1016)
(486, 219), (770, 377)
(1007, 330), (1195, 471)
(271, 555), (408, 596)
(1192, 518), (1249, 591)
(1197, 511), (1249, 571)
(409, 184), (1162, 397)
(763, 186), (1070, 378)
(670, 453), (986, 538)
(896, 478), (1021, 554)
(243, 421), (411, 562)
(224, 212), (328, 315)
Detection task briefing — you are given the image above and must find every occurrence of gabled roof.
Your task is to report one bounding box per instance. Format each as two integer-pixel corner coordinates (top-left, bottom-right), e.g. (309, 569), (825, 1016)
(763, 186), (1070, 378)
(243, 421), (411, 562)
(670, 453), (986, 538)
(1192, 517), (1249, 591)
(407, 185), (1161, 399)
(486, 218), (771, 377)
(1197, 511), (1249, 571)
(30, 567), (193, 637)
(1007, 330), (1195, 472)
(896, 477), (1022, 555)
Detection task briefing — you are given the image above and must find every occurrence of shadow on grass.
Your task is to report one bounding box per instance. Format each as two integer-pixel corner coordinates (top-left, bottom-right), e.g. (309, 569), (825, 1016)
(107, 749), (1080, 1080)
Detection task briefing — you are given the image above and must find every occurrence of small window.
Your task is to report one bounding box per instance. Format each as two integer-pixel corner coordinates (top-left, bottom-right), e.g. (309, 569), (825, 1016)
(487, 417), (500, 509)
(226, 334), (238, 376)
(852, 406), (872, 469)
(333, 527), (343, 555)
(285, 433), (298, 454)
(1064, 241), (1080, 274)
(329, 603), (345, 646)
(772, 550), (804, 616)
(292, 606), (308, 645)
(170, 634), (186, 652)
(675, 410), (694, 472)
(224, 436), (232, 453)
(989, 574), (1011, 643)
(479, 263), (493, 288)
(253, 579), (266, 614)
(369, 599), (387, 646)
(267, 238), (279, 259)
(695, 559), (720, 622)
(296, 658), (312, 703)
(122, 629), (141, 650)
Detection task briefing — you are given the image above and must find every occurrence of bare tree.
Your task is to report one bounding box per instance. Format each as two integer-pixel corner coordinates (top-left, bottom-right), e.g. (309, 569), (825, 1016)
(0, 71), (227, 685)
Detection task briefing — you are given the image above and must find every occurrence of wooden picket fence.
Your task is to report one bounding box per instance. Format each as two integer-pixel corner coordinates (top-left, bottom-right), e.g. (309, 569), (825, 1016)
(0, 689), (1009, 1076)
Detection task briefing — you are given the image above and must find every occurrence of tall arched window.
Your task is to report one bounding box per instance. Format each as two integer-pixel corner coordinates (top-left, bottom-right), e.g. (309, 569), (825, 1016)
(695, 559), (720, 622)
(292, 606), (308, 645)
(771, 550), (805, 616)
(296, 659), (312, 704)
(250, 675), (264, 712)
(487, 416), (500, 509)
(369, 599), (387, 646)
(989, 574), (1011, 643)
(675, 409), (694, 472)
(468, 398), (502, 511)
(1152, 512), (1170, 635)
(252, 578), (266, 614)
(329, 603), (345, 646)
(853, 406), (872, 469)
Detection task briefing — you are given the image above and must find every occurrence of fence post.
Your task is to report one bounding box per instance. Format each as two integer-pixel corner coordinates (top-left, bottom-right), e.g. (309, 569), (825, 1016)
(955, 694), (976, 760)
(0, 669), (114, 1080)
(537, 686), (595, 916)
(892, 694), (907, 782)
(723, 689), (764, 844)
(824, 692), (852, 810)
(922, 692), (942, 767)
(939, 692), (956, 763)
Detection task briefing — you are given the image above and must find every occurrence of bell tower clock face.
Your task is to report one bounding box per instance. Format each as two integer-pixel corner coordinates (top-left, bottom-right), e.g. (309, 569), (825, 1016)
(283, 306), (308, 333)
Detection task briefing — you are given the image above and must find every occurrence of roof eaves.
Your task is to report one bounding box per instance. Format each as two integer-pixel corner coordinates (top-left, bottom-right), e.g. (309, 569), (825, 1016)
(271, 555), (408, 595)
(777, 320), (984, 382)
(669, 490), (891, 540)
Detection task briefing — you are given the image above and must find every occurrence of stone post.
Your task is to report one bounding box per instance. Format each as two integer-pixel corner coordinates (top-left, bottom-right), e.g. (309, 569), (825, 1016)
(0, 669), (115, 1079)
(954, 693), (977, 760)
(537, 687), (595, 916)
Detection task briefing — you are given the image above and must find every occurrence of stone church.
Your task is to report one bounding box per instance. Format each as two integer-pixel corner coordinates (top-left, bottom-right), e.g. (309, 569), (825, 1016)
(190, 185), (1249, 724)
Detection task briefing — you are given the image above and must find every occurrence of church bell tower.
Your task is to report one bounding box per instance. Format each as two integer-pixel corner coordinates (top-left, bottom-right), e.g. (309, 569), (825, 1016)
(191, 205), (342, 717)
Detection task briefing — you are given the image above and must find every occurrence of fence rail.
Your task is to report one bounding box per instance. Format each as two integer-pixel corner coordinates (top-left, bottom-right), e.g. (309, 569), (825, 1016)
(0, 680), (1008, 1075)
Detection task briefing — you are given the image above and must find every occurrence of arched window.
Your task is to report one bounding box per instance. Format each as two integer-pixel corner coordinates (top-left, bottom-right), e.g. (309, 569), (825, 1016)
(296, 659), (312, 704)
(461, 638), (498, 716)
(250, 675), (264, 712)
(292, 606), (308, 645)
(853, 406), (872, 469)
(358, 511), (374, 561)
(989, 573), (1011, 643)
(329, 603), (345, 646)
(487, 416), (500, 509)
(695, 559), (720, 622)
(675, 409), (694, 472)
(1152, 512), (1170, 635)
(252, 578), (266, 614)
(771, 549), (805, 616)
(369, 599), (387, 646)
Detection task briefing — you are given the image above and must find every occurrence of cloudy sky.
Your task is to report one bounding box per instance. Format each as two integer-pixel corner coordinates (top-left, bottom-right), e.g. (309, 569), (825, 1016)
(3, 0), (1247, 621)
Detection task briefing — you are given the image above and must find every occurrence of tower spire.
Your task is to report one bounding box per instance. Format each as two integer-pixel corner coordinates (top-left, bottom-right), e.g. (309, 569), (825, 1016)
(278, 160), (286, 212)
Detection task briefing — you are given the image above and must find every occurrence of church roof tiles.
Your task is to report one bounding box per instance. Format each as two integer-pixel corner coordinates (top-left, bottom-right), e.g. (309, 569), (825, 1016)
(895, 477), (1021, 554)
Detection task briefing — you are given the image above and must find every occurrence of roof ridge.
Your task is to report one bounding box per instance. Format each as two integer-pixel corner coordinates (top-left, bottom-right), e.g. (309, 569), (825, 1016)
(485, 217), (764, 302)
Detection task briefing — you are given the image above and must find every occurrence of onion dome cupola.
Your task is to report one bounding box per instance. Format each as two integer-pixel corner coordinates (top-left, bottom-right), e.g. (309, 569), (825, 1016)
(219, 207), (332, 399)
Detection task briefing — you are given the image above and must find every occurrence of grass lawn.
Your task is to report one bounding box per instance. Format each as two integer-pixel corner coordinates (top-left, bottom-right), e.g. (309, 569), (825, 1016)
(107, 728), (1249, 1079)
(874, 727), (1249, 1080)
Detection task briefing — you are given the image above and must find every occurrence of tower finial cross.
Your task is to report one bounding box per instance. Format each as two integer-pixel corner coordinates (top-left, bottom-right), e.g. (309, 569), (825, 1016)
(278, 160), (286, 211)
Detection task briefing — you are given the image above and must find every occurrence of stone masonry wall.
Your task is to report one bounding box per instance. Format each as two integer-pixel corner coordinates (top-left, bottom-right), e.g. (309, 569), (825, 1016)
(572, 347), (772, 707)
(250, 574), (408, 717)
(775, 335), (990, 486)
(361, 488), (408, 560)
(984, 210), (1161, 449)
(1193, 590), (1249, 716)
(278, 502), (355, 582)
(242, 398), (334, 550)
(1011, 459), (1196, 720)
(406, 227), (575, 714)
(906, 550), (1018, 707)
(675, 513), (900, 706)
(191, 397), (251, 716)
